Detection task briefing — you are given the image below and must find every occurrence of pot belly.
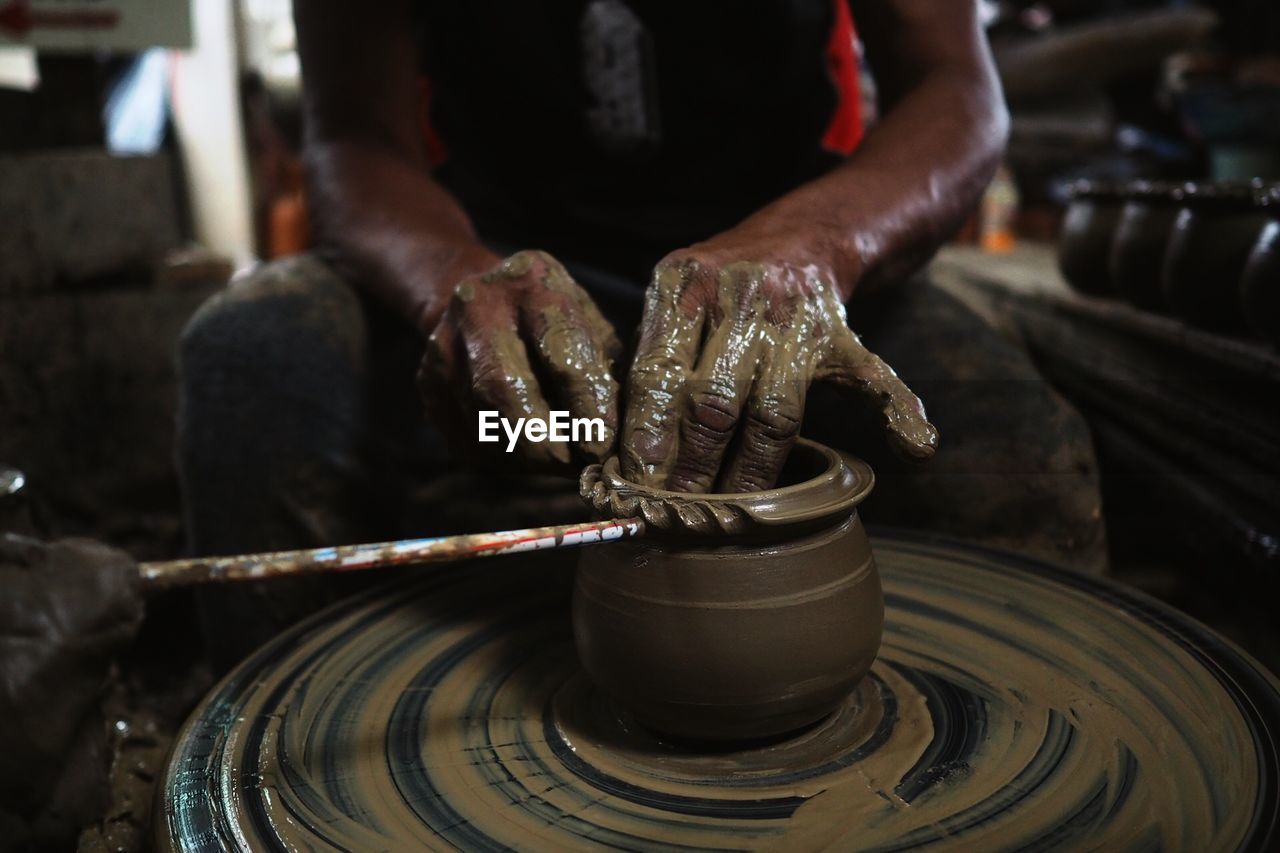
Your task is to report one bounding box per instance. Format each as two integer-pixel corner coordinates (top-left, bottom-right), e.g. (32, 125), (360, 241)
(572, 515), (883, 742)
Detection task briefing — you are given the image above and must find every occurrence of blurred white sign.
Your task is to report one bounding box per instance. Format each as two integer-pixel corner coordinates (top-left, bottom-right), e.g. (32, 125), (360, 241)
(0, 0), (191, 50)
(0, 45), (37, 89)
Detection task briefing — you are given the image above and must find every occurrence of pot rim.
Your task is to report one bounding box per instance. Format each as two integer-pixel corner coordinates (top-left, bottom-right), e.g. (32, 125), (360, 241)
(1065, 178), (1280, 209)
(579, 439), (874, 537)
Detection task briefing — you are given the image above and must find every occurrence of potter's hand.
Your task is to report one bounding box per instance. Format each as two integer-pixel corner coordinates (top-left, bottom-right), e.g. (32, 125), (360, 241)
(621, 250), (937, 492)
(419, 250), (622, 468)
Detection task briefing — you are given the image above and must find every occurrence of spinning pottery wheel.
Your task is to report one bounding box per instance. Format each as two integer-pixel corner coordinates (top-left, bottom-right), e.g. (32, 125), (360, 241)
(157, 535), (1280, 851)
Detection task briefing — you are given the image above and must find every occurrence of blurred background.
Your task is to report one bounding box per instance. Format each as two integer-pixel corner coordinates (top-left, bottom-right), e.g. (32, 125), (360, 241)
(1, 0), (1277, 663)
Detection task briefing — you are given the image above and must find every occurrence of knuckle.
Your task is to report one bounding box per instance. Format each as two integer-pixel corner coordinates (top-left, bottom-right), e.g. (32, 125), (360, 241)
(468, 350), (519, 398)
(629, 355), (685, 386)
(728, 457), (775, 491)
(655, 254), (710, 285)
(451, 278), (480, 303)
(521, 248), (555, 267)
(655, 251), (695, 273)
(625, 422), (674, 463)
(470, 363), (509, 396)
(748, 401), (802, 442)
(687, 389), (741, 437)
(668, 471), (715, 492)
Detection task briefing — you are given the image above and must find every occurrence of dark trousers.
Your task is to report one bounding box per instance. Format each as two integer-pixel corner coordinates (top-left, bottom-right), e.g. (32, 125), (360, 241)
(177, 255), (1106, 668)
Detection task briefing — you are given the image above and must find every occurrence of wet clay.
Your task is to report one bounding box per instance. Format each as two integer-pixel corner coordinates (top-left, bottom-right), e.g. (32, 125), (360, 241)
(621, 257), (937, 494)
(155, 535), (1279, 851)
(573, 519), (882, 742)
(575, 441), (881, 740)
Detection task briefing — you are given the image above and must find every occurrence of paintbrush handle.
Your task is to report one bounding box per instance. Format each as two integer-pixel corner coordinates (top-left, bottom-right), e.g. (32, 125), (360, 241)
(138, 517), (645, 590)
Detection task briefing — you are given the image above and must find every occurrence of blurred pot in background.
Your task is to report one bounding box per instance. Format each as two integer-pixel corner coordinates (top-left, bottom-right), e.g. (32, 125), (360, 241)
(1059, 180), (1125, 296)
(1240, 207), (1280, 348)
(1163, 181), (1272, 332)
(1110, 181), (1187, 311)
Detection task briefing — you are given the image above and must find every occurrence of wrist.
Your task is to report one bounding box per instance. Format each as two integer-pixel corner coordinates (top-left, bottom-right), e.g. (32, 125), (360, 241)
(702, 215), (859, 299)
(728, 189), (869, 301)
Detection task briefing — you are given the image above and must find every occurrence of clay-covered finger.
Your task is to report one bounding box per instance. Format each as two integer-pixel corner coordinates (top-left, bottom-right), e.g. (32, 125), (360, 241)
(621, 260), (710, 485)
(522, 296), (620, 461)
(822, 332), (939, 460)
(718, 342), (812, 492)
(580, 298), (623, 361)
(458, 293), (570, 467)
(666, 267), (767, 491)
(516, 250), (621, 359)
(551, 266), (623, 361)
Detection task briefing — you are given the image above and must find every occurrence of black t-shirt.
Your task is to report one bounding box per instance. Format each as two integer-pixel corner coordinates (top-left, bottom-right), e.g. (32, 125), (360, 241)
(417, 0), (846, 279)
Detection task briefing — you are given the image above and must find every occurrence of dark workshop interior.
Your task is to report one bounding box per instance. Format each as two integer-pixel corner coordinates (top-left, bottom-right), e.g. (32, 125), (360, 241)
(2, 1), (1280, 851)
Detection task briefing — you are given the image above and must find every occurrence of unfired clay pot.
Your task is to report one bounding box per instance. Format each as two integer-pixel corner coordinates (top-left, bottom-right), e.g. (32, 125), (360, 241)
(1241, 218), (1280, 347)
(1109, 181), (1186, 311)
(575, 439), (882, 742)
(1059, 180), (1125, 296)
(1162, 181), (1271, 331)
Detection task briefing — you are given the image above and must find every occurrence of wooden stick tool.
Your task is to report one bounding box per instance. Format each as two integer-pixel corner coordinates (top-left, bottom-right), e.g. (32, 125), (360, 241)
(138, 517), (646, 590)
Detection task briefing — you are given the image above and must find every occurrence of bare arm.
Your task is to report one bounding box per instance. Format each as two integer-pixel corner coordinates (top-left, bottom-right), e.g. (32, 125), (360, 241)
(621, 0), (1007, 491)
(294, 2), (620, 467)
(731, 0), (1010, 300)
(294, 0), (497, 332)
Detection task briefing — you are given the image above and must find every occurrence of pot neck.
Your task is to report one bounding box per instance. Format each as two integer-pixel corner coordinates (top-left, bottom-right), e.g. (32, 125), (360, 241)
(579, 439), (874, 540)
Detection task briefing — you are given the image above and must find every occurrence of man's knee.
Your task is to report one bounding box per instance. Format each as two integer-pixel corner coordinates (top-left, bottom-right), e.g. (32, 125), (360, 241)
(179, 254), (366, 381)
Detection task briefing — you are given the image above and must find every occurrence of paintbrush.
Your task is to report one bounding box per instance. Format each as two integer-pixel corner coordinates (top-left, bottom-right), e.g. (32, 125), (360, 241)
(138, 517), (645, 590)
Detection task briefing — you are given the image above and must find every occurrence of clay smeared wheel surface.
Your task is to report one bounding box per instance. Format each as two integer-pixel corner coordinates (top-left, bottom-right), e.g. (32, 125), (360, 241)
(157, 535), (1280, 851)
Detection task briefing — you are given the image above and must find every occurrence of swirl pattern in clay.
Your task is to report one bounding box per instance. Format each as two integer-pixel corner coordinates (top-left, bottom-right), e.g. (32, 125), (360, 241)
(156, 536), (1280, 851)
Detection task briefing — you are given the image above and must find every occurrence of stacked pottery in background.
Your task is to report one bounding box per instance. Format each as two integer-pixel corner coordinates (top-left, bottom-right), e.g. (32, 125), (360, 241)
(1112, 181), (1186, 310)
(1058, 178), (1280, 345)
(1241, 185), (1280, 347)
(1058, 180), (1128, 298)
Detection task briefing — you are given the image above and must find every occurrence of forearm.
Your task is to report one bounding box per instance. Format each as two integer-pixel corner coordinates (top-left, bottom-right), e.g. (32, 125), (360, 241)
(305, 139), (498, 332)
(741, 68), (1007, 302)
(295, 0), (496, 333)
(715, 0), (1009, 302)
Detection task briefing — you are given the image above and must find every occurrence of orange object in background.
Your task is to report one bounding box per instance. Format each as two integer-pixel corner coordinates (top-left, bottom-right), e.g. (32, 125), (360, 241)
(980, 165), (1020, 253)
(268, 187), (309, 259)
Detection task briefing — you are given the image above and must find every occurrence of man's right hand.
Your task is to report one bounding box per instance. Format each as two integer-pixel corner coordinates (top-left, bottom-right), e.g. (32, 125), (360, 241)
(419, 250), (622, 468)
